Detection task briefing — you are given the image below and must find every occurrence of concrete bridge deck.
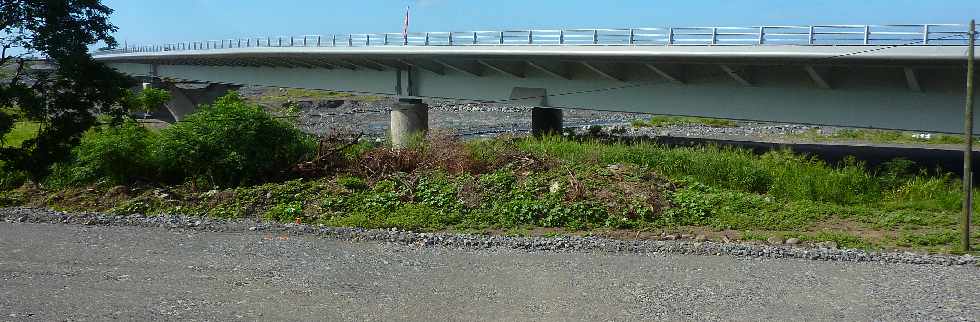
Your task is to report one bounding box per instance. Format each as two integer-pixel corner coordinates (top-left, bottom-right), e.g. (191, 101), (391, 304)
(94, 24), (977, 141)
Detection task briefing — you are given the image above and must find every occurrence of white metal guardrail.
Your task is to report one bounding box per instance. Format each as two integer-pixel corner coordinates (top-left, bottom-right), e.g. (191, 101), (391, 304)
(95, 24), (972, 55)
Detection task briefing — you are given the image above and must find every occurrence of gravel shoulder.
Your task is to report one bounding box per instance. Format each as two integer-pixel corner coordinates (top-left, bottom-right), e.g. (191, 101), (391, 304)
(2, 208), (979, 321)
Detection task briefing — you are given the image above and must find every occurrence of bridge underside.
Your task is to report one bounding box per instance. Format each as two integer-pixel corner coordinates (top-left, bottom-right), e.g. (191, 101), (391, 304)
(105, 49), (975, 134)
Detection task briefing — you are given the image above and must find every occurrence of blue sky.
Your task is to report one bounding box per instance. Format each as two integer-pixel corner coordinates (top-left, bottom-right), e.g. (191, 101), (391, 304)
(104, 0), (979, 45)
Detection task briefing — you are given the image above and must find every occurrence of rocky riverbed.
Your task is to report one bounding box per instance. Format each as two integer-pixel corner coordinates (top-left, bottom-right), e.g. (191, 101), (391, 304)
(240, 87), (936, 145)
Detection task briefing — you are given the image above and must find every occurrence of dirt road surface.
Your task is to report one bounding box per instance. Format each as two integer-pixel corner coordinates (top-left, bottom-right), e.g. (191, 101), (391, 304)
(1, 222), (977, 321)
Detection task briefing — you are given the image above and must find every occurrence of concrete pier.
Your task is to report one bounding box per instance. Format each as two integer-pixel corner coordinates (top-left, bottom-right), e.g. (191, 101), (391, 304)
(531, 107), (563, 136)
(390, 98), (429, 148)
(162, 83), (240, 122)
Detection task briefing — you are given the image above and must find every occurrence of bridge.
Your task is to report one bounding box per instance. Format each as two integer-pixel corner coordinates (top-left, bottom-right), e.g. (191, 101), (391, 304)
(93, 24), (977, 145)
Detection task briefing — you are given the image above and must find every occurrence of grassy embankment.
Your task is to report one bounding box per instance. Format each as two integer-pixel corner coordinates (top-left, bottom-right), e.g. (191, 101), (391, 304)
(1, 121), (37, 148)
(792, 128), (976, 145)
(1, 94), (976, 253)
(3, 133), (976, 253)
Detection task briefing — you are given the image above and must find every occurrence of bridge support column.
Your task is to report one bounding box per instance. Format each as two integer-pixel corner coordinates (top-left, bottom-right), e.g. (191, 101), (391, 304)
(531, 107), (563, 136)
(390, 98), (429, 148)
(161, 83), (240, 122)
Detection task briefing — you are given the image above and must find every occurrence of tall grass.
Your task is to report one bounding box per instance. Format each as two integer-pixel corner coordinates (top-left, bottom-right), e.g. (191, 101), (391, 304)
(516, 136), (963, 209)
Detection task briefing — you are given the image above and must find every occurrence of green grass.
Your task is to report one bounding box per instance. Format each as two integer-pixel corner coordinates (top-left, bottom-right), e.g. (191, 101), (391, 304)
(9, 134), (978, 252)
(632, 115), (738, 128)
(1, 121), (38, 148)
(792, 128), (976, 145)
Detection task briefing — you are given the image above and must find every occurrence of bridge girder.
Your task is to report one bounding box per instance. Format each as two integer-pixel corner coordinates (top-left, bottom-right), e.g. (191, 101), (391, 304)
(100, 45), (975, 133)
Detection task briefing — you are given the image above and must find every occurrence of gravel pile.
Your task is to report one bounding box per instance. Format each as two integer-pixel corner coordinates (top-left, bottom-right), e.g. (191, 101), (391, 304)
(3, 206), (975, 267)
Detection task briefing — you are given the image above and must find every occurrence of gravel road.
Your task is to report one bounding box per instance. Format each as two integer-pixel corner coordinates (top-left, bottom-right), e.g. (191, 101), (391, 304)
(2, 222), (978, 321)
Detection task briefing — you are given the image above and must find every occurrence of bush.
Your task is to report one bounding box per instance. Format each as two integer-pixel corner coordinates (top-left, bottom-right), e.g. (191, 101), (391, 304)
(0, 166), (27, 191)
(45, 121), (156, 187)
(154, 92), (314, 187)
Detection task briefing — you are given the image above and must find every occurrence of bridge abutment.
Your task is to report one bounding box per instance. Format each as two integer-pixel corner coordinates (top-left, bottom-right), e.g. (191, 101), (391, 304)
(531, 107), (563, 136)
(162, 83), (240, 122)
(390, 98), (429, 148)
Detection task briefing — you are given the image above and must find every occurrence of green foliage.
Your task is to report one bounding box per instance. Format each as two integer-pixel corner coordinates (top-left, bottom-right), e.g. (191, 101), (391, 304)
(1, 0), (133, 179)
(0, 167), (27, 191)
(809, 231), (872, 249)
(793, 128), (976, 145)
(154, 93), (314, 187)
(336, 175), (368, 191)
(264, 201), (305, 221)
(517, 136), (959, 208)
(898, 230), (959, 247)
(132, 88), (171, 113)
(45, 122), (156, 187)
(633, 115), (738, 128)
(1, 121), (37, 148)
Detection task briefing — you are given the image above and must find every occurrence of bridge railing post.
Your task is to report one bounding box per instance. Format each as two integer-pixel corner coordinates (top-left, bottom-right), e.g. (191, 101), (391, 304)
(758, 26), (765, 44)
(473, 31), (478, 45)
(668, 27), (674, 45)
(629, 28), (635, 44)
(808, 26), (815, 45)
(922, 24), (930, 45)
(863, 25), (871, 45)
(593, 29), (598, 44)
(559, 30), (565, 44)
(499, 31), (504, 44)
(711, 27), (718, 45)
(425, 32), (430, 45)
(528, 30), (533, 44)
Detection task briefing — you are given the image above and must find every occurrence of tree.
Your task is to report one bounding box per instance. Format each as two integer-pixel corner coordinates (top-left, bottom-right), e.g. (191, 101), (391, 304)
(0, 0), (132, 179)
(137, 87), (171, 115)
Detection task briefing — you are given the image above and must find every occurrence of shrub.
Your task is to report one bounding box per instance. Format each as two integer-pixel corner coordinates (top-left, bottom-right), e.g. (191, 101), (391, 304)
(154, 92), (314, 187)
(0, 164), (26, 190)
(45, 121), (156, 187)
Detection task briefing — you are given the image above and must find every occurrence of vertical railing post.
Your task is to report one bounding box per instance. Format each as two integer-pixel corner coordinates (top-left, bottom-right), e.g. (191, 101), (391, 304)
(366, 34), (371, 46)
(711, 27), (718, 45)
(592, 29), (599, 44)
(758, 26), (765, 44)
(348, 34), (353, 47)
(474, 31), (478, 44)
(449, 32), (454, 45)
(384, 33), (389, 45)
(528, 30), (533, 44)
(317, 35), (322, 47)
(332, 35), (337, 47)
(559, 30), (565, 44)
(808, 26), (815, 45)
(863, 25), (871, 45)
(629, 28), (635, 44)
(425, 32), (430, 45)
(667, 27), (674, 45)
(922, 24), (930, 45)
(499, 31), (504, 44)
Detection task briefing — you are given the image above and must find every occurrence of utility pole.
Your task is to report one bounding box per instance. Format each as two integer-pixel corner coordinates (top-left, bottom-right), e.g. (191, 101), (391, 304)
(963, 19), (976, 252)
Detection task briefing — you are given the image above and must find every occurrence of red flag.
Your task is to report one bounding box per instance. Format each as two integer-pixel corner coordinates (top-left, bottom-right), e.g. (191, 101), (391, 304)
(402, 6), (410, 45)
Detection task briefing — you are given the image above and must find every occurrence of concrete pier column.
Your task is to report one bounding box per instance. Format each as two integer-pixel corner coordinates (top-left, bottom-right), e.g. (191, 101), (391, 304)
(531, 107), (563, 136)
(390, 98), (429, 148)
